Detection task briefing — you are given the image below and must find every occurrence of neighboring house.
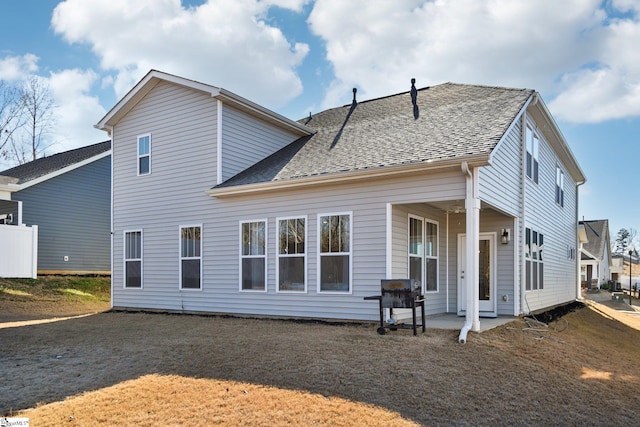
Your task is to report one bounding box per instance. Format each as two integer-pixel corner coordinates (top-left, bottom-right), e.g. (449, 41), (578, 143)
(579, 220), (612, 289)
(96, 70), (585, 338)
(611, 254), (624, 282)
(0, 141), (111, 274)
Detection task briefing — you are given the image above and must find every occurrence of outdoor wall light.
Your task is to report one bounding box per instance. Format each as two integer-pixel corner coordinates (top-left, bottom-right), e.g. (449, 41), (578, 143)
(501, 228), (510, 244)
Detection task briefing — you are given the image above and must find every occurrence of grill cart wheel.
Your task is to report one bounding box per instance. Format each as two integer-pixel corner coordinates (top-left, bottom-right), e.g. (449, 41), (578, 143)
(377, 327), (387, 335)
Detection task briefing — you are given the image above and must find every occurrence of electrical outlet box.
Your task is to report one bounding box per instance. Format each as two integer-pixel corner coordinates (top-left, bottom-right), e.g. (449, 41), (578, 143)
(63, 256), (69, 262)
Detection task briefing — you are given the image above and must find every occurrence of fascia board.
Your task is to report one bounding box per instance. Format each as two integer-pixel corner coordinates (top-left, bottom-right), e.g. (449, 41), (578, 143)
(14, 150), (111, 191)
(208, 155), (489, 198)
(216, 89), (314, 136)
(95, 70), (221, 130)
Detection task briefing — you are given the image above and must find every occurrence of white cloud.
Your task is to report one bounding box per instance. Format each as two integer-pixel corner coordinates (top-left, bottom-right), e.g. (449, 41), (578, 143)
(308, 0), (640, 123)
(51, 0), (309, 108)
(0, 66), (105, 168)
(550, 8), (640, 122)
(0, 54), (39, 81)
(47, 69), (108, 152)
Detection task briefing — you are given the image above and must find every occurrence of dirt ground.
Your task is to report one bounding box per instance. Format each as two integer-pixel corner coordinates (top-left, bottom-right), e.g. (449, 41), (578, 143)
(1, 289), (640, 426)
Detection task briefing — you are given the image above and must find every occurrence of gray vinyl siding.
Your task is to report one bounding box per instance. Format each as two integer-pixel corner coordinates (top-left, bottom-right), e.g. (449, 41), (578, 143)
(111, 81), (218, 309)
(479, 118), (523, 216)
(522, 116), (578, 312)
(13, 156), (111, 272)
(113, 146), (466, 320)
(199, 171), (465, 321)
(391, 203), (449, 315)
(221, 105), (301, 181)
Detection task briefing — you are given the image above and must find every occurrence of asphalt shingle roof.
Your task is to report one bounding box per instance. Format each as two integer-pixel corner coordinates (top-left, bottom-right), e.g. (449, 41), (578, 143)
(216, 82), (533, 189)
(580, 219), (610, 260)
(0, 141), (111, 184)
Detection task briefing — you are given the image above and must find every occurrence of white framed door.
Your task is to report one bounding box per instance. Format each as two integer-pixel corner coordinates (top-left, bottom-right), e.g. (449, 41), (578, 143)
(457, 233), (497, 317)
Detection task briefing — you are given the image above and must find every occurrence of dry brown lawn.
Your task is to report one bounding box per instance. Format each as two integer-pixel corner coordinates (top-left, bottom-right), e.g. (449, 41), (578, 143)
(1, 278), (640, 426)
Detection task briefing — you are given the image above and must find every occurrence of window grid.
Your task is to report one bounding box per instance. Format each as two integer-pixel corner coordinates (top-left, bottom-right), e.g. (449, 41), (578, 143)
(180, 225), (202, 290)
(240, 220), (267, 292)
(137, 134), (151, 175)
(277, 217), (306, 292)
(318, 213), (352, 293)
(124, 230), (142, 288)
(525, 227), (544, 291)
(408, 215), (439, 293)
(525, 126), (539, 184)
(556, 166), (565, 207)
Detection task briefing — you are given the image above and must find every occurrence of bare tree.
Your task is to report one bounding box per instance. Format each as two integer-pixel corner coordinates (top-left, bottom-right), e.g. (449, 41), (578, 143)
(6, 76), (56, 165)
(613, 228), (638, 254)
(0, 81), (26, 160)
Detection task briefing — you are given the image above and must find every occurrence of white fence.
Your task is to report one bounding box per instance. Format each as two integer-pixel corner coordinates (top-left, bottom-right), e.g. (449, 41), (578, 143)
(619, 275), (640, 291)
(0, 224), (38, 278)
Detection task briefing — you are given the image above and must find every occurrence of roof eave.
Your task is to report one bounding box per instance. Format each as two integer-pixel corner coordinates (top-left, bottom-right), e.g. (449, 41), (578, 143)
(208, 155), (490, 198)
(216, 89), (314, 136)
(13, 149), (111, 190)
(0, 176), (19, 194)
(95, 70), (222, 131)
(95, 70), (315, 137)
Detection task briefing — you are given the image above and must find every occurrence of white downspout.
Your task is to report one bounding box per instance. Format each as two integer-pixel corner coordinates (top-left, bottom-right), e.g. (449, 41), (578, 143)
(520, 112), (528, 316)
(459, 162), (481, 343)
(108, 125), (115, 310)
(575, 183), (584, 299)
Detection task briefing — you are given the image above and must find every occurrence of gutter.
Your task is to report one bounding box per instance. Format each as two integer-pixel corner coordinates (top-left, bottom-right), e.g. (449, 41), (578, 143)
(208, 154), (490, 198)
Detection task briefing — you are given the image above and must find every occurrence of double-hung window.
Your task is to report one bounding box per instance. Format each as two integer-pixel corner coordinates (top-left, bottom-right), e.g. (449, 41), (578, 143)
(525, 227), (544, 290)
(277, 217), (306, 292)
(408, 215), (438, 293)
(555, 166), (565, 207)
(525, 126), (539, 183)
(318, 213), (351, 293)
(138, 134), (151, 175)
(180, 226), (202, 289)
(124, 230), (142, 288)
(241, 220), (267, 291)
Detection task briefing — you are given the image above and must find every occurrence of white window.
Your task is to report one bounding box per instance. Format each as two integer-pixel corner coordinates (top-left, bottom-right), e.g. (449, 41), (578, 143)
(408, 215), (438, 293)
(525, 227), (544, 290)
(138, 134), (151, 175)
(318, 213), (352, 293)
(124, 230), (142, 288)
(556, 166), (564, 207)
(180, 225), (202, 290)
(277, 216), (306, 292)
(241, 220), (267, 291)
(525, 126), (539, 184)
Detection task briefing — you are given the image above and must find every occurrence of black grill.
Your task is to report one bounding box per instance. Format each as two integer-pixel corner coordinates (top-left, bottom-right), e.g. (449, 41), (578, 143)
(365, 279), (425, 335)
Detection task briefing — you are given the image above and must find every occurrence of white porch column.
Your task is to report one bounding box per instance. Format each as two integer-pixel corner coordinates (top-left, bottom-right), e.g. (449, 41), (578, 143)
(459, 162), (481, 343)
(465, 167), (481, 332)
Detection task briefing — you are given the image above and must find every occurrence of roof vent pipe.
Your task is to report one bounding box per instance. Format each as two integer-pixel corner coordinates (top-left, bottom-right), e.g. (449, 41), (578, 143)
(411, 78), (419, 119)
(352, 87), (357, 104)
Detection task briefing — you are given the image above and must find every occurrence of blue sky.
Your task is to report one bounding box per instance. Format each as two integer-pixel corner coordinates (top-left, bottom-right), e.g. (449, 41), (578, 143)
(1, 0), (640, 241)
